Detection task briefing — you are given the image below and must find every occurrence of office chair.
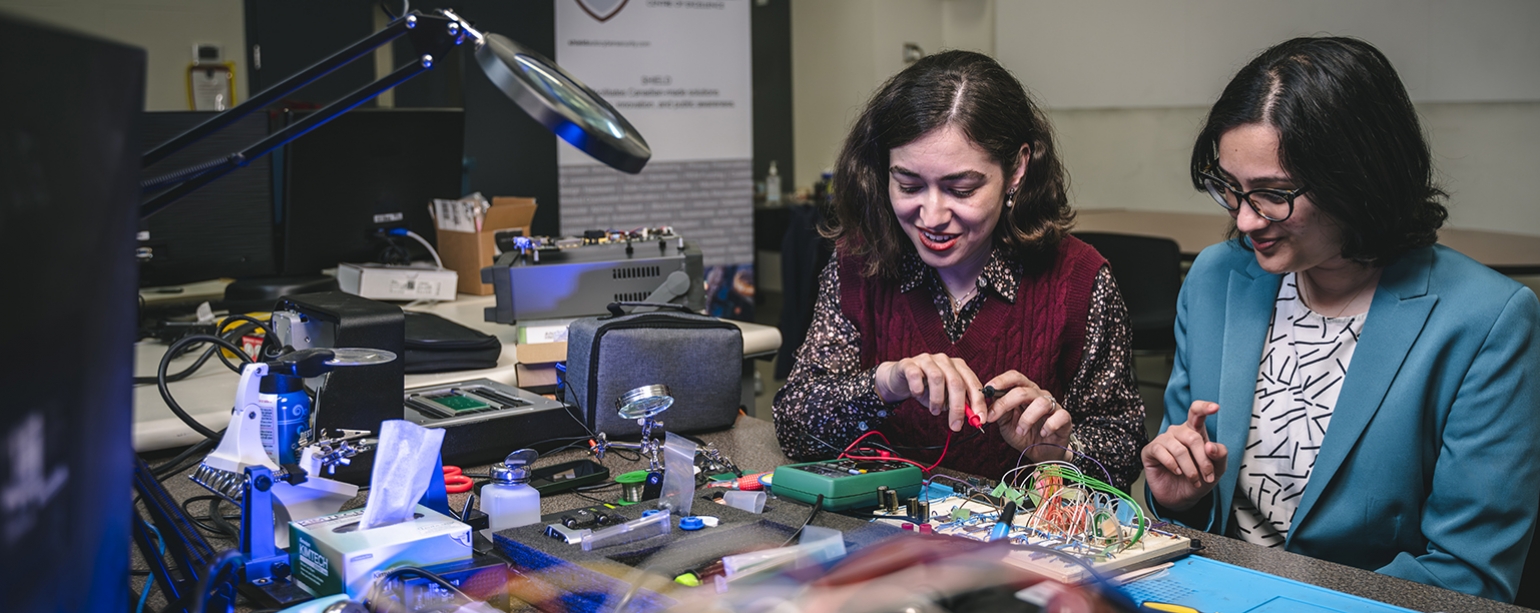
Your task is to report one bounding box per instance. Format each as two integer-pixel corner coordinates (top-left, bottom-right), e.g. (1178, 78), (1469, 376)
(1071, 232), (1183, 387)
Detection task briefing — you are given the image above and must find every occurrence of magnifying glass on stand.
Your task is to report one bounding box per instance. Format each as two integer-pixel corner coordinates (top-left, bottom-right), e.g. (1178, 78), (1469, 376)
(591, 384), (674, 500)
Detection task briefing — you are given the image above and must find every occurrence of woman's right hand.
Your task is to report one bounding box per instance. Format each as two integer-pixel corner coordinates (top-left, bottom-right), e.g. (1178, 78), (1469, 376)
(1141, 401), (1228, 511)
(874, 353), (986, 433)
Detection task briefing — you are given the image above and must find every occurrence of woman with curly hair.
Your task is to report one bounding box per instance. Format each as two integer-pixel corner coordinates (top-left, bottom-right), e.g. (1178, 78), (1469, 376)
(1143, 37), (1540, 601)
(772, 50), (1146, 488)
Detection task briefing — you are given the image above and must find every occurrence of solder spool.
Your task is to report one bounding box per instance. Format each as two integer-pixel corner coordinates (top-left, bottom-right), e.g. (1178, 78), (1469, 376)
(616, 470), (649, 503)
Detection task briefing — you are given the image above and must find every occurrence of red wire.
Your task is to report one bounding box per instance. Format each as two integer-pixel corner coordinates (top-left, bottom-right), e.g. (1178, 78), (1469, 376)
(923, 429), (952, 472)
(838, 428), (953, 473)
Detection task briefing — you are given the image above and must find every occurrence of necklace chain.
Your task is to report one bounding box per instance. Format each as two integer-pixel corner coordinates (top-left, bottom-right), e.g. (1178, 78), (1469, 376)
(1299, 270), (1374, 318)
(947, 283), (980, 313)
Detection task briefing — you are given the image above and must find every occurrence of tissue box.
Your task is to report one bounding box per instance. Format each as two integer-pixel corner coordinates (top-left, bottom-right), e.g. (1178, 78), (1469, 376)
(436, 196), (537, 295)
(290, 505), (472, 597)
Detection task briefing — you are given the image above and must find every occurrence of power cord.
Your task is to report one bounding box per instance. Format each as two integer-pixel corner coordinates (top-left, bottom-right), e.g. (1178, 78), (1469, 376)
(780, 494), (825, 547)
(387, 228), (445, 270)
(157, 333), (255, 440)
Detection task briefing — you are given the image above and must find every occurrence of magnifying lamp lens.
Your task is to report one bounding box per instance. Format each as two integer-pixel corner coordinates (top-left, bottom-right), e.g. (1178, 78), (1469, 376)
(476, 32), (650, 173)
(324, 348), (398, 366)
(512, 54), (626, 139)
(617, 384), (674, 419)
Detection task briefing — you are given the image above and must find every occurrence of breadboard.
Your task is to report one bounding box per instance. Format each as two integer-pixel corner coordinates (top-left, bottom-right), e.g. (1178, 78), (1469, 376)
(873, 494), (1193, 583)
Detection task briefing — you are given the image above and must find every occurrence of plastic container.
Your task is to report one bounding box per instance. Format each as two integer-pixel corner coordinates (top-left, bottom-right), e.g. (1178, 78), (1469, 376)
(721, 525), (846, 580)
(582, 509), (671, 551)
(722, 490), (766, 514)
(659, 432), (697, 516)
(480, 449), (541, 532)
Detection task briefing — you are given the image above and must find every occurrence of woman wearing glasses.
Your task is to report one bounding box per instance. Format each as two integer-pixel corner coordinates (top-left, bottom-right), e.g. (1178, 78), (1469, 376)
(773, 51), (1146, 487)
(1143, 37), (1540, 601)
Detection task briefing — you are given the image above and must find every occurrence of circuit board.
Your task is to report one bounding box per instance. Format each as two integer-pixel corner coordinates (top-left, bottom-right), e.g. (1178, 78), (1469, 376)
(869, 463), (1194, 584)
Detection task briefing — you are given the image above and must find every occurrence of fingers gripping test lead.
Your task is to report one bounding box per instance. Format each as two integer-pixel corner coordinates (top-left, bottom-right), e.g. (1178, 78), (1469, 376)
(964, 405), (984, 433)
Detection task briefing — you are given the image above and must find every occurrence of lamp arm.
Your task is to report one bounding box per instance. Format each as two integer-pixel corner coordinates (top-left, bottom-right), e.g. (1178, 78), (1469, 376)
(143, 12), (422, 168)
(139, 11), (467, 219)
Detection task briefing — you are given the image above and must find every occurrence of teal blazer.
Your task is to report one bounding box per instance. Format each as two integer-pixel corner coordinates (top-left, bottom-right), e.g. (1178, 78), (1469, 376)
(1156, 241), (1540, 601)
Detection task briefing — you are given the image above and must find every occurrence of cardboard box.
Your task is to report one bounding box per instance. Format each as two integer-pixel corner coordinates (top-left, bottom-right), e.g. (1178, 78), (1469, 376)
(290, 505), (472, 597)
(515, 340), (568, 365)
(515, 363), (560, 389)
(436, 197), (537, 296)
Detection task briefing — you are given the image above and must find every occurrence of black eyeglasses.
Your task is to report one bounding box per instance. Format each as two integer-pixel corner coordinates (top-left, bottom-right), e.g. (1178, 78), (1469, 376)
(1198, 165), (1309, 222)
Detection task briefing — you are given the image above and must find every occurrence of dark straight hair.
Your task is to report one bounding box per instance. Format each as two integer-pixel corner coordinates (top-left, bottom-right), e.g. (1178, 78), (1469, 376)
(1191, 36), (1447, 265)
(828, 50), (1073, 278)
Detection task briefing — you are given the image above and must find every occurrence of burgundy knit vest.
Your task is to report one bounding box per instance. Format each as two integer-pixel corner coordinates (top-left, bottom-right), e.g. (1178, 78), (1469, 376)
(839, 236), (1105, 477)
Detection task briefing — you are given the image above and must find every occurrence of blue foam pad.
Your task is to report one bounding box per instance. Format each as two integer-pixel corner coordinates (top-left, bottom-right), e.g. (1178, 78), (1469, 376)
(1118, 556), (1416, 613)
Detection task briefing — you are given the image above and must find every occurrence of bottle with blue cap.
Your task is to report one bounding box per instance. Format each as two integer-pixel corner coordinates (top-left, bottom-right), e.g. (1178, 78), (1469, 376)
(481, 449), (541, 532)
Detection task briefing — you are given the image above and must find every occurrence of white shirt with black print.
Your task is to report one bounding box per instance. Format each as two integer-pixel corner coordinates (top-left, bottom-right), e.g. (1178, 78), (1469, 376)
(1231, 272), (1367, 547)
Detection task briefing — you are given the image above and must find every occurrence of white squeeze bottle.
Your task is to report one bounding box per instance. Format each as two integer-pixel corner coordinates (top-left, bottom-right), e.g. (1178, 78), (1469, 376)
(766, 160), (782, 206)
(481, 448), (541, 531)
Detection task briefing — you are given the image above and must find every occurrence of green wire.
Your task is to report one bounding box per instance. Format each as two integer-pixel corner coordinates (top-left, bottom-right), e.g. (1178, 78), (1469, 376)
(1026, 465), (1147, 546)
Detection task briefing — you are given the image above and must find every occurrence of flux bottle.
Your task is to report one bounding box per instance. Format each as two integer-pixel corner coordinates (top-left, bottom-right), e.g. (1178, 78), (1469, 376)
(481, 449), (540, 531)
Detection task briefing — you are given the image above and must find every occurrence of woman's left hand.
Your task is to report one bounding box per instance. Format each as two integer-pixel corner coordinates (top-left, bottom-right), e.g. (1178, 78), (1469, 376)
(982, 370), (1073, 463)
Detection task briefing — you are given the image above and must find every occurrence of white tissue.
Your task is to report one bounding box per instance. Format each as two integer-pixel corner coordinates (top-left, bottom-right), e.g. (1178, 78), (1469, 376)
(359, 420), (445, 530)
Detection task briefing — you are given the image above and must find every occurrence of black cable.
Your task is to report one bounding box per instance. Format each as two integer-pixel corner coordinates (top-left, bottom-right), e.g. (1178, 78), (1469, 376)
(137, 316), (265, 385)
(181, 495), (239, 540)
(366, 565), (469, 613)
(178, 548), (243, 613)
(210, 322), (263, 375)
(157, 334), (254, 440)
(218, 314), (270, 336)
(780, 494), (824, 548)
(134, 344), (219, 385)
(571, 490), (613, 506)
(207, 497), (237, 542)
(151, 437), (220, 479)
(552, 384), (649, 463)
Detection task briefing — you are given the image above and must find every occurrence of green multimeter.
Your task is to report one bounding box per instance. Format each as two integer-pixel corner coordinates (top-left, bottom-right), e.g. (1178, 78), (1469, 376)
(772, 459), (923, 511)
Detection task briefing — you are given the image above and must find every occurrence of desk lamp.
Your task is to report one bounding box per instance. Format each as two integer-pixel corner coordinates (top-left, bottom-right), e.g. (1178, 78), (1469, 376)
(140, 7), (650, 218)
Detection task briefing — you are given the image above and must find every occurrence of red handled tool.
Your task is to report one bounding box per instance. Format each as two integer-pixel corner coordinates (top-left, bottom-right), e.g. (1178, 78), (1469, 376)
(442, 465), (473, 494)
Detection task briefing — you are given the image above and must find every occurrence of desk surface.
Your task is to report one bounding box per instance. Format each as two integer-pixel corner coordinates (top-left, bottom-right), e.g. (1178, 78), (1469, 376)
(132, 293), (781, 452)
(1075, 209), (1540, 275)
(149, 416), (1529, 613)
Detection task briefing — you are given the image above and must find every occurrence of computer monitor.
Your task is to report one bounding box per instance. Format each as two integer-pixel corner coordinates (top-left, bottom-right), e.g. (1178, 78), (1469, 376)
(277, 108), (465, 275)
(139, 111), (278, 287)
(0, 12), (142, 611)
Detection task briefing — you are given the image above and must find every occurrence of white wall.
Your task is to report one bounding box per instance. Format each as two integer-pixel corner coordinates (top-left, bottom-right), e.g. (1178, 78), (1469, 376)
(790, 0), (995, 189)
(792, 0), (1540, 236)
(997, 0), (1540, 235)
(996, 0), (1540, 109)
(0, 0), (246, 111)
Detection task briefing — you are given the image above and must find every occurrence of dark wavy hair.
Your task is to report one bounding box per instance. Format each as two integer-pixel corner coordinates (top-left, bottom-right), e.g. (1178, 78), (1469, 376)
(827, 50), (1073, 278)
(1192, 36), (1447, 265)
